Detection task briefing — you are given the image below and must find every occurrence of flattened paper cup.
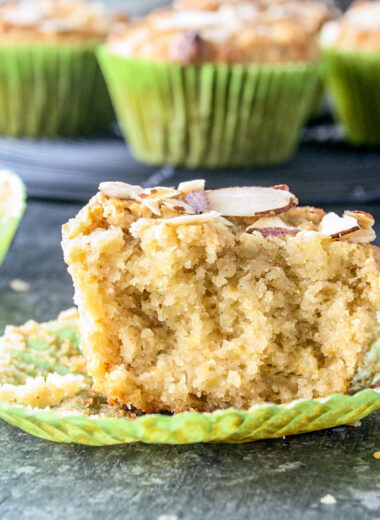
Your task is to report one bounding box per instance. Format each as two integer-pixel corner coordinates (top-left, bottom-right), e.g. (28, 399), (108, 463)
(323, 49), (380, 146)
(98, 48), (320, 168)
(0, 170), (26, 265)
(1, 309), (380, 445)
(0, 43), (114, 137)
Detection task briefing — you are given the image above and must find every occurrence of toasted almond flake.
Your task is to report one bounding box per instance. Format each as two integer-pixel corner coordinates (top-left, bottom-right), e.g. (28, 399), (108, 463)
(320, 212), (360, 239)
(178, 179), (206, 193)
(138, 187), (179, 200)
(248, 216), (293, 229)
(272, 184), (290, 191)
(184, 190), (210, 214)
(162, 198), (195, 214)
(246, 227), (300, 238)
(320, 494), (336, 505)
(99, 181), (142, 200)
(206, 186), (298, 217)
(162, 211), (223, 226)
(344, 210), (375, 229)
(140, 199), (161, 216)
(345, 227), (376, 244)
(9, 279), (30, 293)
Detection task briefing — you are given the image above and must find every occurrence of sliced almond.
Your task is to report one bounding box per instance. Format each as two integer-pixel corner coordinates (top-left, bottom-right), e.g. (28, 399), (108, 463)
(246, 216), (300, 236)
(161, 198), (195, 214)
(178, 179), (206, 193)
(137, 187), (179, 200)
(343, 210), (375, 229)
(206, 187), (298, 217)
(271, 184), (290, 191)
(184, 190), (210, 214)
(99, 181), (142, 200)
(320, 212), (360, 239)
(247, 216), (293, 229)
(140, 199), (161, 216)
(162, 211), (223, 226)
(246, 227), (300, 238)
(345, 228), (376, 244)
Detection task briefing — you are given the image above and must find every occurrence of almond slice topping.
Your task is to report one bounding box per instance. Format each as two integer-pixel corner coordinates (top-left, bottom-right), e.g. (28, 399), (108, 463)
(343, 210), (375, 230)
(162, 211), (224, 226)
(184, 190), (210, 214)
(138, 187), (179, 200)
(161, 198), (195, 214)
(99, 181), (142, 200)
(320, 212), (360, 239)
(246, 216), (300, 237)
(178, 179), (206, 193)
(206, 187), (298, 217)
(344, 228), (376, 244)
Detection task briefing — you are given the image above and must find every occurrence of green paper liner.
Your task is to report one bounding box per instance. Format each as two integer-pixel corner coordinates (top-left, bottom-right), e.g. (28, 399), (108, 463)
(323, 48), (380, 146)
(98, 48), (320, 168)
(0, 43), (114, 137)
(1, 310), (380, 445)
(0, 172), (26, 265)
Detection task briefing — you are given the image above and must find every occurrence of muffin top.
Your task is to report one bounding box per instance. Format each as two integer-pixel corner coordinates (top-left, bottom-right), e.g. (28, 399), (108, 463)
(108, 0), (336, 64)
(321, 1), (380, 52)
(0, 0), (128, 43)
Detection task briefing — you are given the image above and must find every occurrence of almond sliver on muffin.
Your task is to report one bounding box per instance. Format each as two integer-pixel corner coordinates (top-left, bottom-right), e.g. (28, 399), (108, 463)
(62, 181), (380, 413)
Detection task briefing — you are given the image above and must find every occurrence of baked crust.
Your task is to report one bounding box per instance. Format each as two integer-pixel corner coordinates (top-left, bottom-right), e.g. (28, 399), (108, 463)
(321, 1), (380, 52)
(108, 0), (336, 64)
(0, 0), (128, 44)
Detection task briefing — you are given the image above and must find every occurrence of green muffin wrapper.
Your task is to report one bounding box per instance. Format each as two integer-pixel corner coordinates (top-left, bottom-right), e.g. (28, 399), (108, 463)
(1, 310), (380, 445)
(0, 173), (26, 265)
(324, 48), (380, 146)
(98, 48), (321, 168)
(0, 43), (114, 137)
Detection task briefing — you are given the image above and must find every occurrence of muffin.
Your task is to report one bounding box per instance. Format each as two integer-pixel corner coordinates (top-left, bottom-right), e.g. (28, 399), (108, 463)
(0, 170), (26, 265)
(321, 1), (380, 146)
(62, 180), (380, 413)
(98, 0), (330, 168)
(0, 0), (127, 137)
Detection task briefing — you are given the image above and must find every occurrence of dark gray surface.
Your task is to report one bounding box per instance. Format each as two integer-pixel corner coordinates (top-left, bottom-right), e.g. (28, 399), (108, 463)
(3, 124), (380, 206)
(1, 199), (380, 519)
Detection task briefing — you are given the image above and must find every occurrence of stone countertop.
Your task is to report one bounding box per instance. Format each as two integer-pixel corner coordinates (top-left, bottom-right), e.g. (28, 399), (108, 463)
(1, 199), (380, 520)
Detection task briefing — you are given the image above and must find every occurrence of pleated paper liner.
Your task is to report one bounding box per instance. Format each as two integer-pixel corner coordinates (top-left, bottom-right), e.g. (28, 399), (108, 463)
(1, 309), (380, 445)
(98, 48), (321, 168)
(0, 171), (26, 265)
(0, 43), (114, 137)
(324, 49), (380, 146)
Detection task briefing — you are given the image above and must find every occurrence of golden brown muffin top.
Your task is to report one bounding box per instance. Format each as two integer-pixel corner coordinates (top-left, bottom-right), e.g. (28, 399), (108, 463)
(108, 0), (336, 64)
(321, 1), (380, 52)
(0, 0), (128, 44)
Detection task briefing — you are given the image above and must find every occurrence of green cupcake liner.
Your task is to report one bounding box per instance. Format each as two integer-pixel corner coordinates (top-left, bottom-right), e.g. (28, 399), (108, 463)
(98, 48), (320, 168)
(1, 310), (379, 445)
(0, 43), (114, 137)
(323, 49), (380, 146)
(0, 171), (26, 265)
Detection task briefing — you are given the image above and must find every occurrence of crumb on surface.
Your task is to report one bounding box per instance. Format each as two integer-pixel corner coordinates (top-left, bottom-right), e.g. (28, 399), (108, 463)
(9, 279), (30, 293)
(373, 452), (380, 459)
(320, 494), (337, 505)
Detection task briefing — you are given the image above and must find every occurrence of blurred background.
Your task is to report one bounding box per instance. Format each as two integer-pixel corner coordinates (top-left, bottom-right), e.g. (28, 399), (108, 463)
(105, 0), (353, 15)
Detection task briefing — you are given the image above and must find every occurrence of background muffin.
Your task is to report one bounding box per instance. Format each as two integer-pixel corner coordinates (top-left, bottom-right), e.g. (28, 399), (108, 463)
(321, 1), (380, 146)
(0, 0), (127, 137)
(99, 0), (331, 168)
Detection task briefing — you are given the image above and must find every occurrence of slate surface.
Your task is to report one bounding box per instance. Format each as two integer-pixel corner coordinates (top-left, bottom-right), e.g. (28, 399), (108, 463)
(1, 199), (380, 520)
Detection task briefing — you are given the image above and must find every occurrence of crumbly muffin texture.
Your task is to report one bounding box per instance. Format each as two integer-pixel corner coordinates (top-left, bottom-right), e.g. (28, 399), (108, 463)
(0, 0), (127, 43)
(109, 0), (335, 64)
(321, 1), (380, 52)
(62, 181), (380, 413)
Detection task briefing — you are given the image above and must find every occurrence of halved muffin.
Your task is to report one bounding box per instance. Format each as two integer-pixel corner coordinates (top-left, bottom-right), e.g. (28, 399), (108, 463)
(62, 181), (380, 412)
